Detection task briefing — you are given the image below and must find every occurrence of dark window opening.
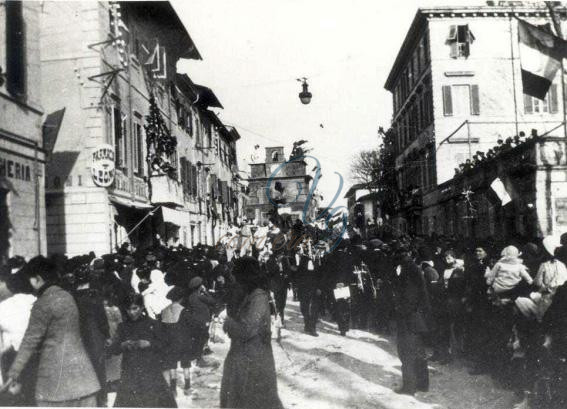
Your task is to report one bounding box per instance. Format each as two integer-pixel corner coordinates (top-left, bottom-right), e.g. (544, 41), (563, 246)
(6, 0), (26, 98)
(447, 24), (475, 58)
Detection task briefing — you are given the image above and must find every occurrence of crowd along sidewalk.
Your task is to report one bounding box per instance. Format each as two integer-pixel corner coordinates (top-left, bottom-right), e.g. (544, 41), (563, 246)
(112, 298), (517, 409)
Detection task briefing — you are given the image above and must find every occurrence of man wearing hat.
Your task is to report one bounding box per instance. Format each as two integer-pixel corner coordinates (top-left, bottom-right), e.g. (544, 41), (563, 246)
(72, 264), (110, 407)
(178, 277), (217, 396)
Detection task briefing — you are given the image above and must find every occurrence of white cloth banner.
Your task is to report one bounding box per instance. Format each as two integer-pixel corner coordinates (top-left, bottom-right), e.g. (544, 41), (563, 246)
(490, 177), (512, 206)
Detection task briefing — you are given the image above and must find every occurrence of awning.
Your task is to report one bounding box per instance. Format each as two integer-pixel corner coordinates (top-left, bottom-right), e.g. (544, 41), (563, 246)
(162, 207), (189, 226)
(42, 108), (65, 155)
(109, 195), (153, 210)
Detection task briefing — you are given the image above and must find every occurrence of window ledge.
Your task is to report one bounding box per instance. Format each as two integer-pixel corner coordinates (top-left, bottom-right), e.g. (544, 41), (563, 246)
(447, 137), (480, 144)
(0, 91), (44, 115)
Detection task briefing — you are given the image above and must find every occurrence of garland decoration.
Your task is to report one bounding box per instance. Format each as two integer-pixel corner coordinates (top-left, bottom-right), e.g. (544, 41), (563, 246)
(144, 95), (177, 176)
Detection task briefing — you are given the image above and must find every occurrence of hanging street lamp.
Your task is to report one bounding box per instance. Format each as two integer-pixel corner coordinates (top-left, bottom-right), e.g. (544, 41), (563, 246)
(297, 77), (312, 104)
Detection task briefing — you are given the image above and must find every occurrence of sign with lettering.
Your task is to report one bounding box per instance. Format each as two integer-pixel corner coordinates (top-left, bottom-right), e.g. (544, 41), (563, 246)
(91, 144), (115, 187)
(0, 156), (32, 182)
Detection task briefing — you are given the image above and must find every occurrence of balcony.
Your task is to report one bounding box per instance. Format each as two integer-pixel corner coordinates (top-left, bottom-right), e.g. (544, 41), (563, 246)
(150, 174), (184, 207)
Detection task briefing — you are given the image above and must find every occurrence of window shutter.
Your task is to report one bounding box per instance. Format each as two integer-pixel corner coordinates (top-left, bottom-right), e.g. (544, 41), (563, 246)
(549, 84), (558, 114)
(6, 1), (26, 98)
(467, 27), (476, 44)
(191, 165), (197, 196)
(113, 107), (122, 166)
(449, 42), (458, 58)
(185, 160), (190, 194)
(523, 93), (533, 114)
(180, 158), (187, 193)
(447, 25), (457, 41)
(470, 84), (480, 115)
(442, 85), (453, 116)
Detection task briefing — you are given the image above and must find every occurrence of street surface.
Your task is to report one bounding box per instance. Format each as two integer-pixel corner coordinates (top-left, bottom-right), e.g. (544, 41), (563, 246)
(112, 297), (518, 409)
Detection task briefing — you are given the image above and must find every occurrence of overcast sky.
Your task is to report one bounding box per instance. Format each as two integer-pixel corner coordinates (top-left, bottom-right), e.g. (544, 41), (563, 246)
(173, 0), (469, 208)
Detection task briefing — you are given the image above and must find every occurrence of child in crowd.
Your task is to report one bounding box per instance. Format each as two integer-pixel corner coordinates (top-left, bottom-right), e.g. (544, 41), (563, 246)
(160, 287), (186, 398)
(486, 245), (533, 300)
(109, 293), (176, 408)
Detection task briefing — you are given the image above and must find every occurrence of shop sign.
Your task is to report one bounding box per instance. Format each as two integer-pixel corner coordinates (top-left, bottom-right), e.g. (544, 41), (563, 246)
(0, 156), (32, 182)
(91, 144), (115, 187)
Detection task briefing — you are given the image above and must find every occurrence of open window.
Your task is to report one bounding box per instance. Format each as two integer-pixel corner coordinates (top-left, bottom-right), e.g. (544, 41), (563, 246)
(447, 24), (475, 58)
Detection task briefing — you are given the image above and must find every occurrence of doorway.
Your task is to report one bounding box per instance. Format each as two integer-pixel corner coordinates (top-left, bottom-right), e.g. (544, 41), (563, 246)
(0, 190), (10, 264)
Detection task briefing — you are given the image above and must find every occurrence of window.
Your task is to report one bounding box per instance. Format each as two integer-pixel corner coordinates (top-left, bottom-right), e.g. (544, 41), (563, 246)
(168, 150), (178, 178)
(6, 1), (26, 98)
(524, 84), (558, 114)
(108, 105), (126, 169)
(133, 113), (144, 176)
(447, 24), (475, 58)
(177, 103), (185, 127)
(442, 84), (480, 116)
(120, 114), (127, 169)
(191, 164), (198, 196)
(195, 118), (201, 146)
(207, 123), (213, 148)
(186, 109), (193, 135)
(180, 158), (190, 195)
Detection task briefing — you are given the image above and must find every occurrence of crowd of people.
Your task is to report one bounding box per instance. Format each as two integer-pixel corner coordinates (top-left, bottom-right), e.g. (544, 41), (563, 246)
(1, 218), (567, 408)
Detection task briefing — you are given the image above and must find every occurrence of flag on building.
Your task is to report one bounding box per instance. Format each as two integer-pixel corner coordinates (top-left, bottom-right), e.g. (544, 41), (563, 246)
(144, 42), (167, 79)
(518, 19), (567, 100)
(490, 177), (512, 206)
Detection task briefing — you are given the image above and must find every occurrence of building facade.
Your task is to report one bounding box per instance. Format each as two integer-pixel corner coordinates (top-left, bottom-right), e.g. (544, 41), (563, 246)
(384, 4), (567, 238)
(244, 147), (319, 226)
(173, 74), (242, 247)
(41, 1), (241, 256)
(0, 1), (46, 263)
(344, 184), (381, 238)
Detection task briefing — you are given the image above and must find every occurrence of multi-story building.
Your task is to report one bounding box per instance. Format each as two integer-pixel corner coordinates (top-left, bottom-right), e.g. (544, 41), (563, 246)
(0, 1), (46, 262)
(41, 1), (241, 256)
(173, 73), (241, 247)
(384, 4), (567, 238)
(244, 147), (320, 226)
(344, 184), (381, 237)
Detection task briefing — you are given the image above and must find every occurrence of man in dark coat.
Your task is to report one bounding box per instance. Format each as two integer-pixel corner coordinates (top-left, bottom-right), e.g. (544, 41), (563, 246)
(464, 247), (492, 374)
(266, 252), (290, 326)
(294, 245), (322, 336)
(349, 237), (375, 330)
(180, 277), (217, 368)
(325, 244), (354, 336)
(72, 264), (110, 407)
(392, 250), (431, 396)
(542, 281), (567, 406)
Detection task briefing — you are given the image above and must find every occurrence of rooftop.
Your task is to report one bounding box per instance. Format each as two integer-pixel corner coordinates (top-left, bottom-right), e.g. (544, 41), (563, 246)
(384, 3), (556, 90)
(121, 1), (202, 60)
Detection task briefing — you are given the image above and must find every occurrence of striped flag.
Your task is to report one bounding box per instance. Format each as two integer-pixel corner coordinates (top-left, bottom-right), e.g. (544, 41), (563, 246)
(518, 19), (567, 100)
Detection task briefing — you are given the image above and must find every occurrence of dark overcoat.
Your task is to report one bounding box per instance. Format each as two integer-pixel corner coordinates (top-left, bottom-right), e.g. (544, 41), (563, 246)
(220, 288), (283, 409)
(110, 316), (176, 408)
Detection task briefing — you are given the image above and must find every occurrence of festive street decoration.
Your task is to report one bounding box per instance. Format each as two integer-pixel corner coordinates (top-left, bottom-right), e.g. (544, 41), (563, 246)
(109, 2), (129, 68)
(144, 95), (177, 176)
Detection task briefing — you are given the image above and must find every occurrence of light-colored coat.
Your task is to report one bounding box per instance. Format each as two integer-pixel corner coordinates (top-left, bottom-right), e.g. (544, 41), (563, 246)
(8, 285), (100, 402)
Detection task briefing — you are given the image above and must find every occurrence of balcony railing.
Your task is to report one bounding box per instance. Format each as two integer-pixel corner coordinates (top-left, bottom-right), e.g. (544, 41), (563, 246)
(150, 174), (184, 206)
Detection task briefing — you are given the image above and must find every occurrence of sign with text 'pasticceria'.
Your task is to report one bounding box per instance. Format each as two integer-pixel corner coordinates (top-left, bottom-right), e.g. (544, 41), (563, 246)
(91, 144), (115, 187)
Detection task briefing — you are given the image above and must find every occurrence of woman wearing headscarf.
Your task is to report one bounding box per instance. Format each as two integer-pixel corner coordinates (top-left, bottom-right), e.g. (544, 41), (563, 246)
(486, 245), (533, 300)
(220, 257), (283, 409)
(516, 236), (567, 322)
